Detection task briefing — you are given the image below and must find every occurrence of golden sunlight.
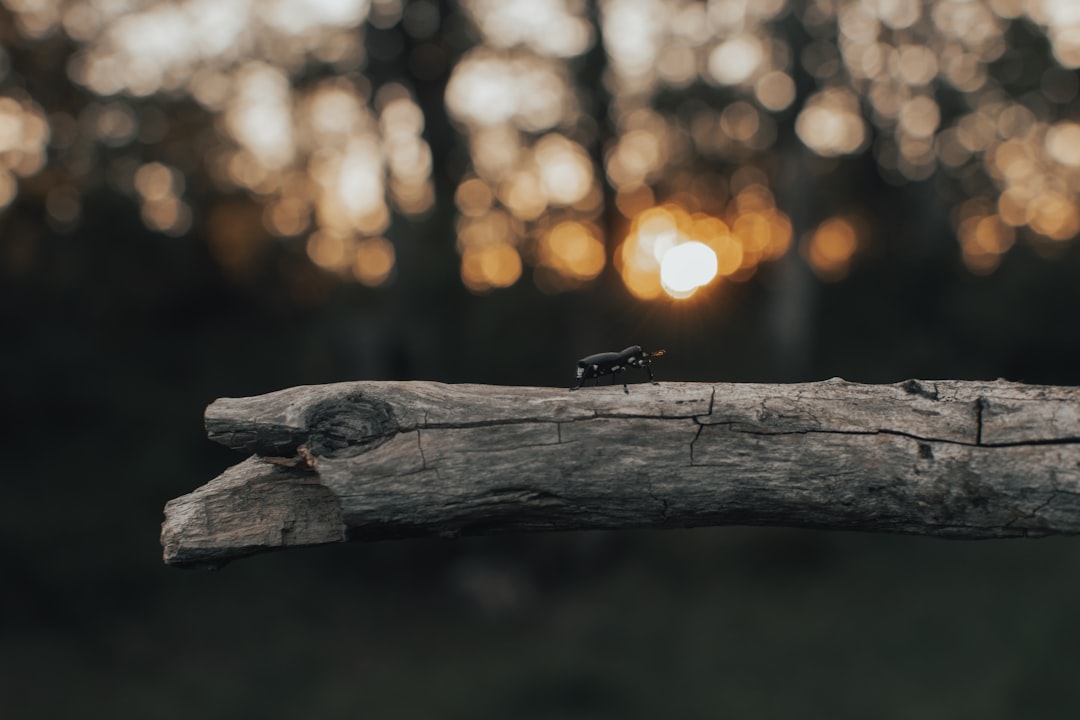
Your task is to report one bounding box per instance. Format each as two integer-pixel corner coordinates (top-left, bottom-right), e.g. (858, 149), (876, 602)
(804, 216), (860, 281)
(352, 236), (396, 286)
(660, 241), (718, 298)
(461, 242), (523, 292)
(537, 221), (606, 283)
(617, 191), (792, 300)
(13, 0), (1080, 292)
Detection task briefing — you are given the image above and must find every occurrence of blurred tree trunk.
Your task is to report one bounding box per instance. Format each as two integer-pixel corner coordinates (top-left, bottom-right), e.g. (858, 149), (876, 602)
(770, 146), (818, 381)
(768, 15), (819, 381)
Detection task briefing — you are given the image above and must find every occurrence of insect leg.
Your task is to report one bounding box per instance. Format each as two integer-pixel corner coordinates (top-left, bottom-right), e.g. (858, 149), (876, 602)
(571, 368), (585, 391)
(645, 363), (658, 384)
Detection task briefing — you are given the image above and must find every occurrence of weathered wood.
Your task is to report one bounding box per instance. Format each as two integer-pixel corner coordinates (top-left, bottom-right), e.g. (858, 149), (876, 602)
(162, 379), (1080, 567)
(161, 456), (343, 569)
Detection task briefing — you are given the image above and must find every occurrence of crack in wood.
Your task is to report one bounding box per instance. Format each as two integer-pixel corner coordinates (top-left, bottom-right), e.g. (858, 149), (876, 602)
(976, 397), (985, 446)
(478, 486), (567, 507)
(415, 430), (426, 469)
(645, 481), (670, 522)
(421, 417), (580, 430)
(717, 423), (1080, 449)
(689, 422), (705, 464)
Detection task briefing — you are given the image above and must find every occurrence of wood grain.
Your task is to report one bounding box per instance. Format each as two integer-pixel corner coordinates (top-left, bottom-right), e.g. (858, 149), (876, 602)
(162, 379), (1080, 567)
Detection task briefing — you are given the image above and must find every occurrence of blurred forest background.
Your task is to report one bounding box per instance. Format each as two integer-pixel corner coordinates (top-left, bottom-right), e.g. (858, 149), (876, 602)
(4, 0), (1080, 717)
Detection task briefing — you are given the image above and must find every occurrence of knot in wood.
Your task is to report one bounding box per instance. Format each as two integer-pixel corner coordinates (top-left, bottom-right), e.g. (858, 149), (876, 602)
(305, 394), (398, 459)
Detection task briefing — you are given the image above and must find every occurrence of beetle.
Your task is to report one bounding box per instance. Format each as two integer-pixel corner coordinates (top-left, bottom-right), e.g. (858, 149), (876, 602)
(570, 345), (667, 393)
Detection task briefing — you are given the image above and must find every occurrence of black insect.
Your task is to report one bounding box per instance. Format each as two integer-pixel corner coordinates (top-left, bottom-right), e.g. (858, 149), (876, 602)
(570, 345), (667, 393)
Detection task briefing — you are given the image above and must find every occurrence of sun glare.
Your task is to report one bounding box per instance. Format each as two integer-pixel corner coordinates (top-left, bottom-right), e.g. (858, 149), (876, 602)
(617, 188), (793, 301)
(660, 241), (718, 298)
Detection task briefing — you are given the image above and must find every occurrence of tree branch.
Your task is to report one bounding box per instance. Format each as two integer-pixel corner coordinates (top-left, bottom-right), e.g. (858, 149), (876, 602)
(162, 379), (1080, 567)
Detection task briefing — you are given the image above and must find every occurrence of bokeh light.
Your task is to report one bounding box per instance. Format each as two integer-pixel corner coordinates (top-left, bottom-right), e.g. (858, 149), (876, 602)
(445, 50), (573, 131)
(134, 161), (192, 236)
(461, 0), (593, 58)
(534, 134), (593, 207)
(536, 221), (606, 287)
(461, 242), (523, 292)
(708, 35), (765, 86)
(796, 88), (868, 157)
(617, 183), (792, 300)
(660, 241), (718, 298)
(803, 216), (862, 282)
(353, 236), (396, 287)
(0, 95), (49, 209)
(1, 0), (1079, 293)
(0, 0), (447, 287)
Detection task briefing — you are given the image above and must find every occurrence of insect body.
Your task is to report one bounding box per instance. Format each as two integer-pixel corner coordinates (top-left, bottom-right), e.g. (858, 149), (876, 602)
(571, 345), (667, 393)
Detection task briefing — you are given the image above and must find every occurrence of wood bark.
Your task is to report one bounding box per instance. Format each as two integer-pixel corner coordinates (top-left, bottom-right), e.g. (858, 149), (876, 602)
(161, 379), (1080, 567)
